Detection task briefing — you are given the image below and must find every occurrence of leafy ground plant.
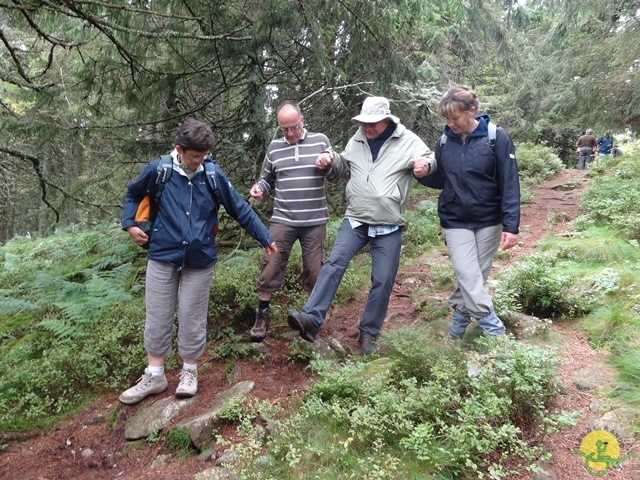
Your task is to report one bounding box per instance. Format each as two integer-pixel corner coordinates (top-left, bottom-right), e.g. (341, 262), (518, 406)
(224, 327), (559, 479)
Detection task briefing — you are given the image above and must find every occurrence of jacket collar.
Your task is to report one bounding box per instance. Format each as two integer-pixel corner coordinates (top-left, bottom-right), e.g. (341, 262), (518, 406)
(443, 114), (491, 142)
(354, 122), (406, 142)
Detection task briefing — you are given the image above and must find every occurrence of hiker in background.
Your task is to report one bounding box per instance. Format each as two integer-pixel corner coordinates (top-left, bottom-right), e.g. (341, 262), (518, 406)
(417, 85), (520, 343)
(575, 129), (597, 170)
(286, 96), (436, 355)
(612, 145), (624, 157)
(596, 132), (614, 157)
(119, 118), (277, 405)
(248, 101), (334, 343)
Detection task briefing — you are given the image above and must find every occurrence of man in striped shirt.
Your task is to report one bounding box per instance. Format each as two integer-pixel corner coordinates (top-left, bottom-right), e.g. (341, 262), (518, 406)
(248, 101), (334, 342)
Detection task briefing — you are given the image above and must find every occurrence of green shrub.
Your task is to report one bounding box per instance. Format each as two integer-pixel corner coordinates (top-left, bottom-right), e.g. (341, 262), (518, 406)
(403, 201), (442, 255)
(538, 228), (640, 265)
(234, 327), (557, 479)
(286, 338), (314, 363)
(495, 252), (594, 319)
(208, 327), (264, 361)
(0, 224), (147, 431)
(428, 262), (456, 292)
(166, 429), (195, 454)
(210, 249), (262, 330)
(573, 157), (640, 240)
(514, 142), (564, 189)
(514, 141), (564, 203)
(217, 395), (249, 422)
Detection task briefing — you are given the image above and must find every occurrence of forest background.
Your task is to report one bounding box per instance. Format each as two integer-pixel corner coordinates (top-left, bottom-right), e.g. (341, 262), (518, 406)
(2, 1), (640, 478)
(1, 0), (639, 242)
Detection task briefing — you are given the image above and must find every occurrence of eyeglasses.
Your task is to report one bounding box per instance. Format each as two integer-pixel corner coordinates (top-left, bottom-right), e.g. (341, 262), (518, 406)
(280, 124), (301, 133)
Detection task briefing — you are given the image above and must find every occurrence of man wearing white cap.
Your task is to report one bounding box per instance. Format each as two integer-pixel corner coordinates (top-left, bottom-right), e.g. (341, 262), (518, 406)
(287, 96), (435, 354)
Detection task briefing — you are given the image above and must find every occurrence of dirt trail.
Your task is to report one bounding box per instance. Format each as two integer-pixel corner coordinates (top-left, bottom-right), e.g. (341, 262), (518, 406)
(3, 169), (639, 479)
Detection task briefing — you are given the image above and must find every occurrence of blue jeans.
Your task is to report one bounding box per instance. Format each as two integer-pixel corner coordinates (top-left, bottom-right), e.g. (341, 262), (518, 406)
(302, 219), (403, 336)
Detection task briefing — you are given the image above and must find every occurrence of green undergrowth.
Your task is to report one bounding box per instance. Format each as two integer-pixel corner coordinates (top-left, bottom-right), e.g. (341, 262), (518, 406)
(221, 329), (565, 479)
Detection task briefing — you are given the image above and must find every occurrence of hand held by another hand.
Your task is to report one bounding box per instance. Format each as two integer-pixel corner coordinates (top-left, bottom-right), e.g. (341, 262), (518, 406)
(315, 152), (333, 170)
(250, 184), (264, 200)
(412, 157), (430, 178)
(264, 242), (278, 255)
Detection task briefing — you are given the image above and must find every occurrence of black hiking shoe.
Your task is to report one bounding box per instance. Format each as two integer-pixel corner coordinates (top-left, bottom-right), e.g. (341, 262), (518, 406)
(358, 332), (378, 355)
(287, 310), (319, 343)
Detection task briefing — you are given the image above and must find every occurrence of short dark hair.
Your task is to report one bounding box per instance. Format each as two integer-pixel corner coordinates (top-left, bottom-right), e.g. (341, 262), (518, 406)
(175, 118), (215, 152)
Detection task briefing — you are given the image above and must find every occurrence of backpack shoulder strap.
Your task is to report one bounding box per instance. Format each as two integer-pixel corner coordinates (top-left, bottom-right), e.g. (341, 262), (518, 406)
(439, 133), (447, 149)
(203, 154), (222, 204)
(487, 121), (497, 152)
(153, 154), (173, 203)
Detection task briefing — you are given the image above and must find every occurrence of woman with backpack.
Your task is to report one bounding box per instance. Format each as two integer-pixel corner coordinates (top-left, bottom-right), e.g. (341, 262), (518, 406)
(119, 118), (277, 404)
(417, 85), (520, 343)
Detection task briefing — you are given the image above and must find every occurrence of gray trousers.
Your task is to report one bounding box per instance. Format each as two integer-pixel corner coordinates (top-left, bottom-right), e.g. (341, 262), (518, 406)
(144, 259), (215, 360)
(443, 225), (502, 319)
(577, 147), (592, 170)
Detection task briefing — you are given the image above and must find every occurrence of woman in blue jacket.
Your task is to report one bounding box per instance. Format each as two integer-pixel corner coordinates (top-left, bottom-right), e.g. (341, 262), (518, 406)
(418, 86), (520, 342)
(119, 118), (277, 404)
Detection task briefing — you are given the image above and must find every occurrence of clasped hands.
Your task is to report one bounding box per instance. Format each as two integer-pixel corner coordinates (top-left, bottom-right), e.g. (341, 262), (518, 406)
(412, 157), (430, 178)
(316, 153), (430, 178)
(315, 152), (333, 170)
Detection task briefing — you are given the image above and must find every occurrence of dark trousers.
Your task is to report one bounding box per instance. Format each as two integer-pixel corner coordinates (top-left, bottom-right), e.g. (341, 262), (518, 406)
(302, 219), (402, 336)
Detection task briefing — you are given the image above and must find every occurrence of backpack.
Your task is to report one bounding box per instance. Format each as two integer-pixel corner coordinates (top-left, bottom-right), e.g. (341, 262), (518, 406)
(134, 154), (222, 247)
(439, 121), (497, 151)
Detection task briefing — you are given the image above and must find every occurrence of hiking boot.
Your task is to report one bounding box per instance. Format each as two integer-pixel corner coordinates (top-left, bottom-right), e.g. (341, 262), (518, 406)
(287, 310), (318, 343)
(443, 332), (462, 346)
(250, 308), (270, 342)
(359, 332), (378, 355)
(119, 368), (168, 405)
(175, 369), (198, 399)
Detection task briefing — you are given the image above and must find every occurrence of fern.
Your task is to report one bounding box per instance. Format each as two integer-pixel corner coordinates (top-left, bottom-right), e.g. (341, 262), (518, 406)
(218, 249), (257, 267)
(0, 297), (39, 316)
(37, 317), (79, 339)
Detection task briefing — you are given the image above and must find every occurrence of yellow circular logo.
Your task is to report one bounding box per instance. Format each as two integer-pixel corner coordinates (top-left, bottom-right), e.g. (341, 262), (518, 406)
(570, 429), (636, 476)
(579, 430), (620, 472)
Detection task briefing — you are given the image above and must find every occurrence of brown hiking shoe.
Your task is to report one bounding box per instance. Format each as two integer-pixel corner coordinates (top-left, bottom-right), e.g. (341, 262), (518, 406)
(250, 308), (270, 342)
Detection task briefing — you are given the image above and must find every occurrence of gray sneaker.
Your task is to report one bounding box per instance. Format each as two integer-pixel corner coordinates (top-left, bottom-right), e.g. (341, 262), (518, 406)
(119, 368), (168, 405)
(175, 369), (198, 399)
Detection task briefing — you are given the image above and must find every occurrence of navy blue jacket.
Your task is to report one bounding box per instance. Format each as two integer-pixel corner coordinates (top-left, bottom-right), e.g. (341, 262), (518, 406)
(417, 115), (520, 234)
(121, 156), (273, 269)
(596, 135), (613, 154)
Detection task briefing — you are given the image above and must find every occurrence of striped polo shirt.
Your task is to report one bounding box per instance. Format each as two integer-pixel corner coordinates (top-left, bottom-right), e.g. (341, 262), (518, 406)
(257, 130), (332, 227)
